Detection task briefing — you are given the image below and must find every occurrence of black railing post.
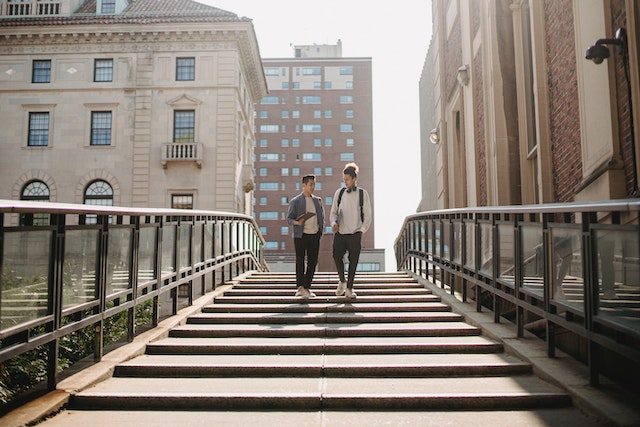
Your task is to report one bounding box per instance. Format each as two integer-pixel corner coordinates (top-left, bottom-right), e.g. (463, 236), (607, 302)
(582, 211), (599, 386)
(47, 213), (65, 391)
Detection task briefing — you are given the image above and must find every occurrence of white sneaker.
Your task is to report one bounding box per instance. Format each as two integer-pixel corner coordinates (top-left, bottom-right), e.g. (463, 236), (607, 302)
(295, 286), (307, 297)
(336, 281), (347, 296)
(345, 288), (357, 299)
(307, 289), (317, 298)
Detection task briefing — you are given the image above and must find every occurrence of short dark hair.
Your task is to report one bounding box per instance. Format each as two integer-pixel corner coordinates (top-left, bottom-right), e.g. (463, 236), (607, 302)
(302, 174), (316, 184)
(343, 162), (358, 178)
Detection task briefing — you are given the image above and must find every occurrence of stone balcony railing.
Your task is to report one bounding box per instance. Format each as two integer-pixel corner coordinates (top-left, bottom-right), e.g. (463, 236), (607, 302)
(161, 142), (203, 168)
(1, 0), (61, 16)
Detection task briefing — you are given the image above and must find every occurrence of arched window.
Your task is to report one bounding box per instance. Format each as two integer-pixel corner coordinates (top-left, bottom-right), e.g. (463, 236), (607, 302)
(84, 180), (113, 224)
(20, 180), (50, 225)
(84, 180), (113, 206)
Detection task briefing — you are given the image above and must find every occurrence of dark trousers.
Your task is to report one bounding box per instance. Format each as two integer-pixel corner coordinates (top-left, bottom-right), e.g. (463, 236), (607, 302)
(332, 232), (362, 289)
(294, 232), (321, 289)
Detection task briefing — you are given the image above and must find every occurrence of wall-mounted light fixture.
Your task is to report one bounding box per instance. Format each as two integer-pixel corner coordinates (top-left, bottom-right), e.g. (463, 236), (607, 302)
(586, 27), (638, 196)
(456, 65), (470, 86)
(429, 128), (440, 145)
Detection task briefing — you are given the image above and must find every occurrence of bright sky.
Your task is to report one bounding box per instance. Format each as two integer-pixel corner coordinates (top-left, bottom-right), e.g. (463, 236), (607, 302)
(199, 0), (433, 271)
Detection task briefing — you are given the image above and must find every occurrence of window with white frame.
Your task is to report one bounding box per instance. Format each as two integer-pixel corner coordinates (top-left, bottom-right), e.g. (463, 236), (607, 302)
(90, 111), (112, 146)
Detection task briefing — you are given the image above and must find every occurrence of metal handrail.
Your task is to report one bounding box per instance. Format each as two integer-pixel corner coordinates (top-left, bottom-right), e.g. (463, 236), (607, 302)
(394, 199), (640, 386)
(0, 199), (266, 394)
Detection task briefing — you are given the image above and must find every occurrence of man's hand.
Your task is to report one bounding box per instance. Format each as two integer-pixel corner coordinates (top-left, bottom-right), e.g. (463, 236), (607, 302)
(332, 223), (339, 233)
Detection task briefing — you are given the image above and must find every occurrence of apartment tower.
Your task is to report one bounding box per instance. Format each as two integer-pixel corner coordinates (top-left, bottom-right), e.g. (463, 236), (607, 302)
(254, 42), (383, 272)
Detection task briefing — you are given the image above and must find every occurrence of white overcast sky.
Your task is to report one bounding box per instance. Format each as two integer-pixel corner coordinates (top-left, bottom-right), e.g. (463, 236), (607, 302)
(199, 0), (433, 270)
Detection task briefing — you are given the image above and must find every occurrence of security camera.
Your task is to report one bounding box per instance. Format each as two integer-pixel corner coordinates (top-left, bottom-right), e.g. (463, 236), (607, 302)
(585, 44), (610, 64)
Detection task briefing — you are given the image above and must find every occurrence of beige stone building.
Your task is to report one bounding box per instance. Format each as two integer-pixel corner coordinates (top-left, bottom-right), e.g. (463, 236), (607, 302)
(0, 0), (267, 222)
(421, 0), (640, 209)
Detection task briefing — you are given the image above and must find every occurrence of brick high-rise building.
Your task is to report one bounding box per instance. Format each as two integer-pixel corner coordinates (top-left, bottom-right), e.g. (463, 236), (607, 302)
(254, 42), (384, 272)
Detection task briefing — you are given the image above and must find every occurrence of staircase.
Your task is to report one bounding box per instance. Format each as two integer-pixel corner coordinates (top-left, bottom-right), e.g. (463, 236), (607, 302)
(49, 272), (602, 425)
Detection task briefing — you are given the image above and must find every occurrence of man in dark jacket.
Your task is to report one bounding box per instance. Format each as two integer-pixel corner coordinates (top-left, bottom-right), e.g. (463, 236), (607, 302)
(286, 174), (325, 298)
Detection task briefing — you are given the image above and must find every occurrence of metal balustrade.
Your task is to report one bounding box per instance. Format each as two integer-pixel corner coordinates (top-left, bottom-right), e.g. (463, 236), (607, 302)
(395, 199), (640, 386)
(0, 200), (266, 391)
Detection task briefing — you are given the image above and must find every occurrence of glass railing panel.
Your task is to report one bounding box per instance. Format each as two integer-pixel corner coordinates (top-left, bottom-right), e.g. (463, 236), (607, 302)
(521, 224), (544, 296)
(498, 223), (515, 284)
(550, 226), (583, 309)
(63, 228), (99, 309)
(193, 223), (203, 263)
(179, 223), (191, 271)
(464, 220), (475, 269)
(453, 221), (462, 264)
(594, 227), (640, 331)
(161, 225), (176, 277)
(479, 222), (493, 276)
(204, 222), (213, 260)
(106, 227), (132, 297)
(442, 221), (451, 260)
(1, 229), (52, 330)
(138, 226), (156, 284)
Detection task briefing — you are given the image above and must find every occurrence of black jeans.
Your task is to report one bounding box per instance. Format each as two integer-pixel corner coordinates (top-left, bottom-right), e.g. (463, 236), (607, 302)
(332, 232), (362, 289)
(294, 232), (321, 289)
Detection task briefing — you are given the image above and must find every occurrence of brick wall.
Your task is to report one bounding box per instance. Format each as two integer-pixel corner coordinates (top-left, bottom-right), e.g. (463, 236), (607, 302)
(544, 0), (582, 203)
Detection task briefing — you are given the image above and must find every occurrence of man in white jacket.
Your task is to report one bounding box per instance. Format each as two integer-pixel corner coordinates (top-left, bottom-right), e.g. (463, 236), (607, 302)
(329, 163), (372, 299)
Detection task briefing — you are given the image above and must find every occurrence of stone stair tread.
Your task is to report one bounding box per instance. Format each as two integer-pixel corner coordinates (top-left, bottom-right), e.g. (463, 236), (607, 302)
(203, 302), (452, 313)
(73, 376), (568, 398)
(213, 295), (442, 303)
(168, 321), (481, 338)
(224, 288), (431, 296)
(29, 409), (605, 427)
(115, 353), (531, 377)
(187, 311), (462, 323)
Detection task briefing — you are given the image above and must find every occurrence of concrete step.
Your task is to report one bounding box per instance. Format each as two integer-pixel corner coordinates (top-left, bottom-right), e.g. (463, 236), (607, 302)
(68, 376), (571, 411)
(202, 301), (452, 313)
(145, 336), (504, 355)
(32, 409), (606, 427)
(114, 353), (532, 377)
(187, 311), (463, 324)
(168, 321), (481, 338)
(213, 294), (442, 304)
(224, 287), (430, 296)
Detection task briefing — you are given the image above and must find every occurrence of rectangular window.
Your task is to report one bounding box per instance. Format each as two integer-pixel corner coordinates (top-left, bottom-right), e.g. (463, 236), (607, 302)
(346, 110), (354, 118)
(292, 110), (300, 118)
(259, 111), (268, 118)
(324, 110), (332, 118)
(32, 60), (51, 83)
(324, 138), (333, 147)
(281, 82), (289, 89)
(176, 57), (195, 81)
(261, 96), (279, 104)
(101, 0), (116, 13)
(324, 81), (332, 89)
(314, 167), (322, 175)
(259, 153), (279, 161)
(258, 182), (279, 190)
(314, 138), (321, 147)
(314, 110), (322, 118)
(302, 153), (322, 161)
(264, 241), (278, 249)
(346, 138), (354, 146)
(302, 124), (321, 133)
(281, 226), (289, 235)
(259, 212), (279, 220)
(346, 81), (354, 89)
(314, 81), (322, 89)
(340, 153), (355, 161)
(90, 111), (112, 146)
(94, 59), (113, 82)
(325, 167), (333, 175)
(259, 124), (279, 133)
(281, 110), (289, 118)
(292, 139), (300, 147)
(259, 138), (268, 147)
(292, 167), (300, 176)
(281, 139), (289, 147)
(340, 124), (354, 132)
(281, 168), (289, 176)
(259, 197), (267, 205)
(174, 110), (195, 143)
(259, 168), (267, 176)
(302, 96), (321, 104)
(28, 112), (49, 146)
(171, 194), (193, 209)
(264, 67), (279, 75)
(302, 67), (321, 75)
(325, 196), (333, 205)
(339, 95), (354, 104)
(339, 67), (353, 75)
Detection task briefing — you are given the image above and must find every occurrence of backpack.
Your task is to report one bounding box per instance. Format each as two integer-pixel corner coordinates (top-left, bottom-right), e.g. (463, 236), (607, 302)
(337, 187), (364, 222)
